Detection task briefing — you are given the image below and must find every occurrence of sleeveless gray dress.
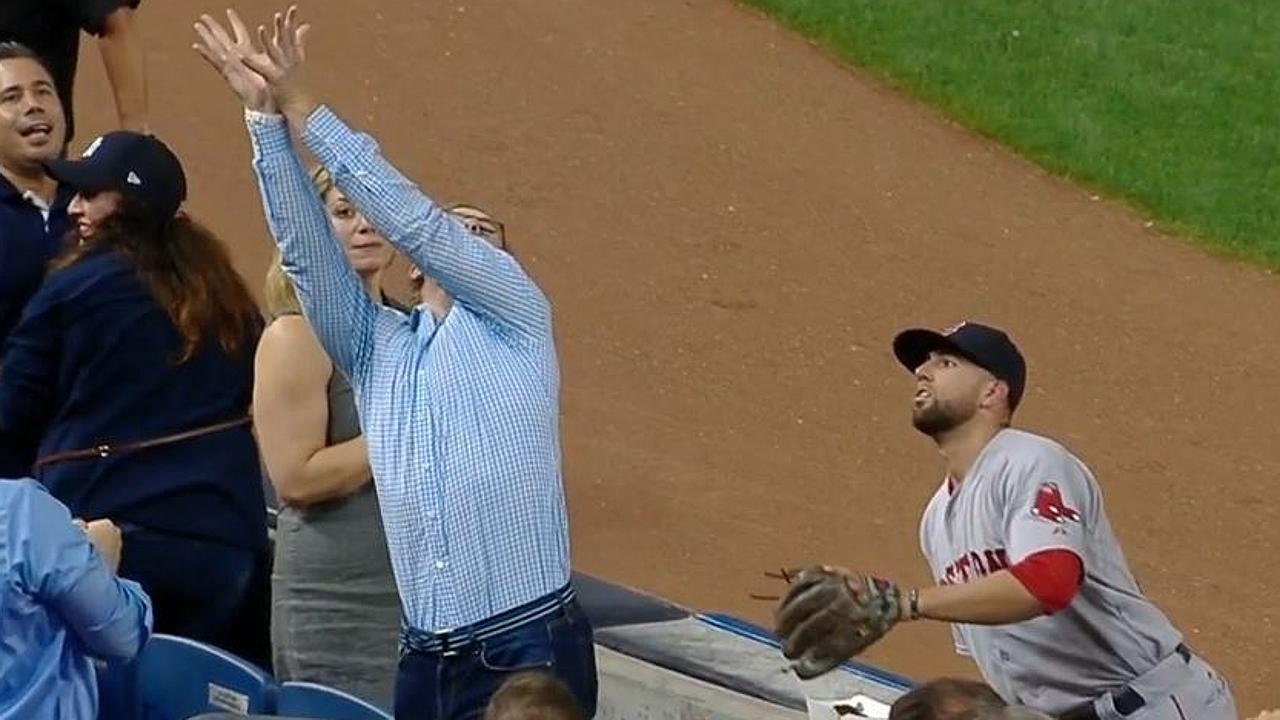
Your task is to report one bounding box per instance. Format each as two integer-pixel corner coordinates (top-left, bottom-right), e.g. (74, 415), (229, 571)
(269, 335), (401, 709)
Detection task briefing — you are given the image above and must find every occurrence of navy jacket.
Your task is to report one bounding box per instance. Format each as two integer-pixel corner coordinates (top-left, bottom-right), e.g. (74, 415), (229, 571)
(0, 175), (73, 349)
(0, 248), (267, 552)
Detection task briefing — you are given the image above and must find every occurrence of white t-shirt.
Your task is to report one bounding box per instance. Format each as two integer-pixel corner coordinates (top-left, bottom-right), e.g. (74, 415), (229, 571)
(919, 428), (1183, 714)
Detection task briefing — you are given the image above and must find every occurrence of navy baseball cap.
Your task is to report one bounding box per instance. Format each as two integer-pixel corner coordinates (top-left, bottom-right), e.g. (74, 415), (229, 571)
(45, 131), (187, 221)
(892, 321), (1027, 410)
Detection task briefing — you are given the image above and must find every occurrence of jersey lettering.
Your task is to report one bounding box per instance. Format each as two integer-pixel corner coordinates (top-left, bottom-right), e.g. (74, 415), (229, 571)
(941, 547), (1010, 584)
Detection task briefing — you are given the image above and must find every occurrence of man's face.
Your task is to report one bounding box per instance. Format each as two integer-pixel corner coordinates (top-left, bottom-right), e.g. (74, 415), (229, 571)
(911, 351), (997, 437)
(0, 58), (65, 171)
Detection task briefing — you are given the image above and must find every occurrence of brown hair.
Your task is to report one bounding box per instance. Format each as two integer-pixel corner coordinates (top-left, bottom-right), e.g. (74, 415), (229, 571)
(52, 195), (261, 363)
(0, 41), (48, 71)
(889, 678), (1004, 720)
(483, 672), (584, 720)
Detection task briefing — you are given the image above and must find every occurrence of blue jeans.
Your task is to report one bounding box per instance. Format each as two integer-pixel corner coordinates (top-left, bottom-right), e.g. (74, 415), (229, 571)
(394, 599), (598, 720)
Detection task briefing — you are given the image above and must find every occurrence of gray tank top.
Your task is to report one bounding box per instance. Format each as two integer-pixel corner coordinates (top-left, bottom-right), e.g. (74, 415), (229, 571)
(324, 367), (360, 445)
(269, 312), (401, 708)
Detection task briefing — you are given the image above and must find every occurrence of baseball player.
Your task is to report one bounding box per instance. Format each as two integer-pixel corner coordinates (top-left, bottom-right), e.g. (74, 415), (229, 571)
(773, 322), (1237, 720)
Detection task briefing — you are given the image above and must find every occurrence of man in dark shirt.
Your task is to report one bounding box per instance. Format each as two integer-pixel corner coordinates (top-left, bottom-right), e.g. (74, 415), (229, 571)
(0, 0), (147, 144)
(0, 44), (74, 352)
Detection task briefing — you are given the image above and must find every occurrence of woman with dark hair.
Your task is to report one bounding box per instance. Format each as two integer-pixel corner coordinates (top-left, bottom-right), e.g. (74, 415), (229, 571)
(0, 131), (271, 666)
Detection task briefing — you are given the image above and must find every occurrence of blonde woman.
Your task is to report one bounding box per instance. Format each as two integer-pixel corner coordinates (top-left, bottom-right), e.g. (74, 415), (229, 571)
(253, 168), (402, 708)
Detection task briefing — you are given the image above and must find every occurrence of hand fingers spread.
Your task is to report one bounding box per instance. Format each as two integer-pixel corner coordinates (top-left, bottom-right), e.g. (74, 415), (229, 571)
(193, 22), (228, 64)
(294, 24), (311, 61)
(263, 19), (288, 67)
(226, 8), (254, 47)
(273, 11), (286, 54)
(200, 13), (235, 49)
(192, 40), (225, 71)
(240, 49), (277, 79)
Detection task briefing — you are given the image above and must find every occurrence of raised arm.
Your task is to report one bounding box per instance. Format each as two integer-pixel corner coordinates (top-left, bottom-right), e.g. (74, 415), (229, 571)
(194, 10), (376, 376)
(239, 6), (551, 340)
(245, 109), (376, 374)
(301, 108), (551, 338)
(93, 5), (149, 132)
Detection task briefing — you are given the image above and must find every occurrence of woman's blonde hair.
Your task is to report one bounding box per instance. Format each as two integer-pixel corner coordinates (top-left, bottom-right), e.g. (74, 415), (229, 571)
(263, 250), (302, 317)
(263, 166), (336, 317)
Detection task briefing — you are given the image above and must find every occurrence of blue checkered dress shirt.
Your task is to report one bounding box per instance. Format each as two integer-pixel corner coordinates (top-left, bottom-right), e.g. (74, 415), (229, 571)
(246, 107), (570, 632)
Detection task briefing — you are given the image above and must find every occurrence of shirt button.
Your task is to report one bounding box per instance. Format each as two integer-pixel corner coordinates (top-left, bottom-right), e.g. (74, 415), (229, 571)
(435, 560), (446, 569)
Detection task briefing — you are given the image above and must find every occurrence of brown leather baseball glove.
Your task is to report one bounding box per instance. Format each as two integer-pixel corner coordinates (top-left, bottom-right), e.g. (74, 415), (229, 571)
(773, 566), (905, 679)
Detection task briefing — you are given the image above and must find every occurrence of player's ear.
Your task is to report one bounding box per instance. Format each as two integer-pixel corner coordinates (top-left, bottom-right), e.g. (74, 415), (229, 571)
(980, 378), (1009, 411)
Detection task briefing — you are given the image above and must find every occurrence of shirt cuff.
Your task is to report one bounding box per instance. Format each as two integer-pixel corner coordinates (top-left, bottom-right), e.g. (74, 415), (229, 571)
(244, 108), (291, 153)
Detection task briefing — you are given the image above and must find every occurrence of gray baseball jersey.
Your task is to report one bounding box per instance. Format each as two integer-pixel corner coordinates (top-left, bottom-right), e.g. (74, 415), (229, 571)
(919, 428), (1196, 714)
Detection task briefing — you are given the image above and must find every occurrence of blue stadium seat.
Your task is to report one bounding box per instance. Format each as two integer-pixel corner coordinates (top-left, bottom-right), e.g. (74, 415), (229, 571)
(276, 681), (392, 719)
(132, 634), (277, 719)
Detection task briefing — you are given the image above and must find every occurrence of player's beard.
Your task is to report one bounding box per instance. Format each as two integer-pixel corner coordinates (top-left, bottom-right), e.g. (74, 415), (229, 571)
(912, 396), (978, 437)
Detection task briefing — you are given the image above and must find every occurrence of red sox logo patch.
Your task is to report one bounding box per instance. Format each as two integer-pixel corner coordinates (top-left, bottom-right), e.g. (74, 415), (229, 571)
(1030, 482), (1081, 525)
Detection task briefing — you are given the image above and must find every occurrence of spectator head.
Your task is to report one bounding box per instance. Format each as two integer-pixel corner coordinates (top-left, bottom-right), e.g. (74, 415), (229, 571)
(483, 671), (583, 720)
(311, 166), (394, 279)
(409, 202), (506, 304)
(46, 133), (259, 364)
(889, 678), (1005, 720)
(0, 42), (66, 175)
(969, 707), (1054, 720)
(47, 132), (187, 233)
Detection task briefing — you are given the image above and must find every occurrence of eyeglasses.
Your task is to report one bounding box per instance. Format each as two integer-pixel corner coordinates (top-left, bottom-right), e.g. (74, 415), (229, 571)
(451, 212), (506, 250)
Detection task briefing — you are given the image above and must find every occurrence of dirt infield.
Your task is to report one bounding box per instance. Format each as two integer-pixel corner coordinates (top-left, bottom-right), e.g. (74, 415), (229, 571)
(72, 0), (1274, 713)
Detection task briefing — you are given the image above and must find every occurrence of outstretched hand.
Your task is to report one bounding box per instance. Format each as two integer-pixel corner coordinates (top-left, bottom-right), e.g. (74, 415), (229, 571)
(192, 9), (276, 113)
(241, 5), (319, 127)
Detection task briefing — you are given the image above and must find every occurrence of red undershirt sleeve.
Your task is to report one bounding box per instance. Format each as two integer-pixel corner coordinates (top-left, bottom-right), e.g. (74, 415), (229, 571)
(1007, 548), (1084, 613)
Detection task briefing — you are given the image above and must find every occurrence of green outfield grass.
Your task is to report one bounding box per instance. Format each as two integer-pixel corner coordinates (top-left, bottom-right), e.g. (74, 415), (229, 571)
(740, 0), (1280, 265)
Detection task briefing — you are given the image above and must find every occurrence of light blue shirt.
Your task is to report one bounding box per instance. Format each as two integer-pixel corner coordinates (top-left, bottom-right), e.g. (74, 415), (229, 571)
(0, 478), (152, 719)
(246, 107), (570, 632)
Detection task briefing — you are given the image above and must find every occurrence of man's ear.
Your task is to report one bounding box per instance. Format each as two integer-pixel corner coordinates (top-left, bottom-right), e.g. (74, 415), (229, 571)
(980, 379), (1010, 410)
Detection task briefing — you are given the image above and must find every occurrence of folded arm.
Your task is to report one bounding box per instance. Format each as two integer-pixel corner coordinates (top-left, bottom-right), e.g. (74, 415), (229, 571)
(23, 487), (152, 659)
(301, 106), (551, 340)
(246, 110), (376, 377)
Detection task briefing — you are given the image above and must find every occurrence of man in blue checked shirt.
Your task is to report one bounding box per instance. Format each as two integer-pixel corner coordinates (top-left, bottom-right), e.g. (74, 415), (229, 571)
(193, 8), (596, 719)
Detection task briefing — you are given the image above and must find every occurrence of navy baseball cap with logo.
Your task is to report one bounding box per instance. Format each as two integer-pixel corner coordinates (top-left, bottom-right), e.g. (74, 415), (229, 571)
(44, 131), (188, 221)
(892, 321), (1028, 410)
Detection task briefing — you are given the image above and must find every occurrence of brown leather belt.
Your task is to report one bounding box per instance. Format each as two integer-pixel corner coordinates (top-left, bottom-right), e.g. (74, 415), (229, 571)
(33, 415), (253, 469)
